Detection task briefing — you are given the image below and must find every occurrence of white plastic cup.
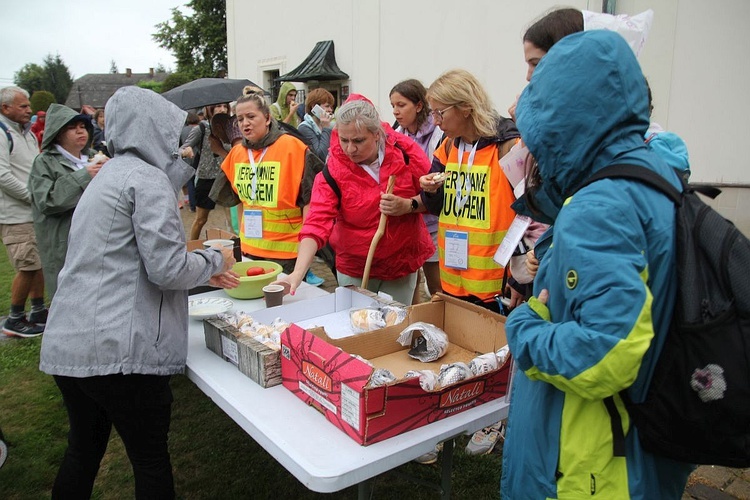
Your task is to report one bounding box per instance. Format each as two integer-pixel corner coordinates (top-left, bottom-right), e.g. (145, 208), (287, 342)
(203, 239), (234, 249)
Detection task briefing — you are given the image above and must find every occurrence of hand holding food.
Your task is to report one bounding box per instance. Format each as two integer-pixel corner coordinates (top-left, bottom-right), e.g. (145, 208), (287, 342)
(92, 152), (109, 164)
(86, 162), (103, 178)
(219, 247), (236, 273)
(431, 172), (447, 184)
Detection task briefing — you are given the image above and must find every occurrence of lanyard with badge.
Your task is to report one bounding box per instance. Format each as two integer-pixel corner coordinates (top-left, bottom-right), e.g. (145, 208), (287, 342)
(243, 147), (268, 239)
(444, 140), (478, 270)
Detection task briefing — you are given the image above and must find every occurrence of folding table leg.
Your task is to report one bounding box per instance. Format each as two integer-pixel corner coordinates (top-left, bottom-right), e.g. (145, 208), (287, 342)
(440, 438), (454, 500)
(358, 479), (373, 500)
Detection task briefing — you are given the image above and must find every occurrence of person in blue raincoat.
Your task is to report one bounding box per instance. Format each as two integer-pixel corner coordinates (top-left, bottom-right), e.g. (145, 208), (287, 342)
(501, 30), (694, 499)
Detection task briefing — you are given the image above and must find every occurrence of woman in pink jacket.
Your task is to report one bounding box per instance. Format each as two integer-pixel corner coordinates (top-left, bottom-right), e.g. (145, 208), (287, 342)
(280, 95), (434, 305)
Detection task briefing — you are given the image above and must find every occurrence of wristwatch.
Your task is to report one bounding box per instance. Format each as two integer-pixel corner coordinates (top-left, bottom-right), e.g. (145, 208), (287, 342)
(410, 198), (419, 212)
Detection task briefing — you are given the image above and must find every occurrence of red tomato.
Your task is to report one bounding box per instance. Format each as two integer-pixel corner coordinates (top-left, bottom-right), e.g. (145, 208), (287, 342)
(245, 267), (265, 276)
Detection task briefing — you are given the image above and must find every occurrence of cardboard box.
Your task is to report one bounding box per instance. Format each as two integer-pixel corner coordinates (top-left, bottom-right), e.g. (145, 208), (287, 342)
(203, 287), (405, 388)
(280, 293), (510, 445)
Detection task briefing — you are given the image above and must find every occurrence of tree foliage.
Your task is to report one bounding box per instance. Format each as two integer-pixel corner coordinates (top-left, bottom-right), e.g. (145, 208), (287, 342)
(153, 0), (227, 79)
(43, 55), (74, 104)
(30, 91), (56, 114)
(14, 54), (73, 105)
(161, 72), (193, 93)
(14, 64), (45, 95)
(137, 80), (163, 94)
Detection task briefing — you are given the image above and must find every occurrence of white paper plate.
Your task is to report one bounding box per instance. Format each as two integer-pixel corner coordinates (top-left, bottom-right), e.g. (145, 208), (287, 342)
(188, 297), (233, 321)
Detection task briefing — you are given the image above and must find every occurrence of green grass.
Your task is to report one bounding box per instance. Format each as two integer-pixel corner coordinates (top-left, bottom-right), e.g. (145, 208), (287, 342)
(0, 242), (504, 499)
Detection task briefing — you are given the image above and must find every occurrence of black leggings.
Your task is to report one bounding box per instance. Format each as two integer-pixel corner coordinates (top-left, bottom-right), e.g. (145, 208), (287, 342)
(52, 374), (175, 500)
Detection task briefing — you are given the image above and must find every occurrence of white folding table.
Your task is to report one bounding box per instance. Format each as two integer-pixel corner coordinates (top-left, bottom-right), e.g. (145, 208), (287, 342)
(185, 287), (509, 498)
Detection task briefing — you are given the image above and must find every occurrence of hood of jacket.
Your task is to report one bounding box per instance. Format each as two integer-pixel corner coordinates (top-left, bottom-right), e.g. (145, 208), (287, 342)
(515, 30), (654, 224)
(41, 104), (94, 151)
(648, 130), (690, 178)
(275, 82), (297, 118)
(104, 86), (193, 190)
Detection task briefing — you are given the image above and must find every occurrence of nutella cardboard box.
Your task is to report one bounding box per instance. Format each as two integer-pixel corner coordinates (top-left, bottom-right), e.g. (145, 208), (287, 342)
(280, 293), (510, 445)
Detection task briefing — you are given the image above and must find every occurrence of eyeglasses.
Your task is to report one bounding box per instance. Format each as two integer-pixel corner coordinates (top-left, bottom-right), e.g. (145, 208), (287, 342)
(431, 105), (454, 120)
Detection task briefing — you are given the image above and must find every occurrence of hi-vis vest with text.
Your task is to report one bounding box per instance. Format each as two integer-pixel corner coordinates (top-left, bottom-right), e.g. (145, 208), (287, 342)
(221, 135), (307, 259)
(434, 139), (516, 300)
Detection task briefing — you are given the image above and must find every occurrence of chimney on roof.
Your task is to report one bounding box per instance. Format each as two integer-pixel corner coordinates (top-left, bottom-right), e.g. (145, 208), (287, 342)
(149, 67), (154, 77)
(126, 68), (132, 77)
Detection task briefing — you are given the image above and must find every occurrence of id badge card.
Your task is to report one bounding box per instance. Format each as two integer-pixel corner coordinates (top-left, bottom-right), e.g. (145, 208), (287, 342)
(493, 215), (532, 267)
(444, 230), (469, 270)
(243, 209), (263, 239)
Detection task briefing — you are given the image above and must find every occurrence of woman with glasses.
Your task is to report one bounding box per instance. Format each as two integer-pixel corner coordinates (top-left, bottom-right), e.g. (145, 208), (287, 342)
(420, 69), (520, 313)
(278, 95), (434, 305)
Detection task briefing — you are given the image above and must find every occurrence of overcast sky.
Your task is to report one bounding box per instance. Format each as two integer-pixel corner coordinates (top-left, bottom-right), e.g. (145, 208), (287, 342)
(0, 0), (183, 86)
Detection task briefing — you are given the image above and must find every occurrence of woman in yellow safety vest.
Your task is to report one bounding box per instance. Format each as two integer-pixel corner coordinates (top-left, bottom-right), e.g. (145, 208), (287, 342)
(220, 92), (322, 273)
(420, 69), (520, 313)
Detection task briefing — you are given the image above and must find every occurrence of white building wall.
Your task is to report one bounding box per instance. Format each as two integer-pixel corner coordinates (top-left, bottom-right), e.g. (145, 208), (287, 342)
(226, 0), (596, 120)
(226, 0), (750, 235)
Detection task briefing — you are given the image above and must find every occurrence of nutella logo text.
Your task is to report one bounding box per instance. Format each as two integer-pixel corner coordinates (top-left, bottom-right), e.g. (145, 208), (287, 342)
(302, 361), (332, 392)
(439, 381), (485, 408)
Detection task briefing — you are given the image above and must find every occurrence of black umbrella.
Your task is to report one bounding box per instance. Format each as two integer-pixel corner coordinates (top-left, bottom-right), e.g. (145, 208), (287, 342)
(161, 78), (262, 110)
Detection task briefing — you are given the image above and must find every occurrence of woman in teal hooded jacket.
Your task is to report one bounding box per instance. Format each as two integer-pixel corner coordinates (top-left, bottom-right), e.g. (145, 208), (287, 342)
(501, 31), (694, 499)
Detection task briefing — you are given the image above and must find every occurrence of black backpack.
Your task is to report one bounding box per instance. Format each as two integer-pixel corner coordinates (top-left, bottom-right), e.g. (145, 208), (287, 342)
(578, 164), (750, 467)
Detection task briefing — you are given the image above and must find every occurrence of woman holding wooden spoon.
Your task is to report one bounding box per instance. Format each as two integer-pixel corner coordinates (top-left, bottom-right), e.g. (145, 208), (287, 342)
(277, 95), (433, 305)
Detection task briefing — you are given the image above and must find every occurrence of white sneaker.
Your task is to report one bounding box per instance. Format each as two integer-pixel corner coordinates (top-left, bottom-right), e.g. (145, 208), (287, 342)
(414, 442), (443, 464)
(465, 421), (505, 456)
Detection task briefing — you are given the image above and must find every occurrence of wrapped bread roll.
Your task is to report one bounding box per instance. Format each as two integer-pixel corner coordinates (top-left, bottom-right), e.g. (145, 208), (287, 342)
(437, 362), (473, 388)
(397, 322), (449, 362)
(382, 305), (407, 327)
(350, 308), (386, 333)
(92, 152), (108, 164)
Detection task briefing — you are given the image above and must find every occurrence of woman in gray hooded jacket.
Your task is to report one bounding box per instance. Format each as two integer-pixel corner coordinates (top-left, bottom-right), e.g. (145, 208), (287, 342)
(39, 86), (239, 499)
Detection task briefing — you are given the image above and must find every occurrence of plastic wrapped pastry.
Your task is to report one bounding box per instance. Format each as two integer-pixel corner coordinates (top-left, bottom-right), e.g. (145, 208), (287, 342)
(397, 322), (449, 362)
(350, 307), (386, 333)
(469, 352), (499, 376)
(352, 354), (374, 367)
(382, 305), (407, 327)
(404, 369), (439, 391)
(495, 345), (510, 366)
(437, 362), (473, 388)
(369, 368), (397, 387)
(92, 152), (108, 164)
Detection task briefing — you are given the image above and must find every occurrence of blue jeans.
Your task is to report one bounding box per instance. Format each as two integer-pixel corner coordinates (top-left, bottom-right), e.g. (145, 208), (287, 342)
(52, 374), (175, 499)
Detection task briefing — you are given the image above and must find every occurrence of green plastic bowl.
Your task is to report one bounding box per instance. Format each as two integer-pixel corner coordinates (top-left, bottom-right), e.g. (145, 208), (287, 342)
(224, 260), (283, 299)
